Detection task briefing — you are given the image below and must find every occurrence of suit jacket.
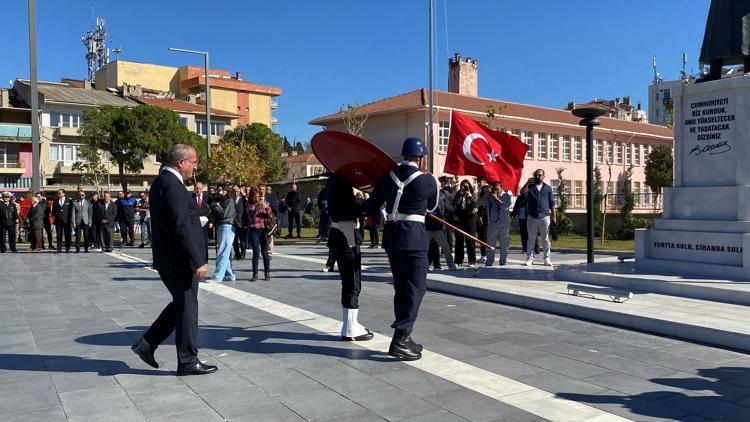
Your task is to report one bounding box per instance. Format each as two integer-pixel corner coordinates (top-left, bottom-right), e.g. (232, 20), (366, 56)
(192, 193), (210, 220)
(27, 203), (45, 229)
(52, 197), (74, 226)
(0, 201), (18, 226)
(72, 199), (92, 225)
(151, 170), (207, 274)
(98, 200), (118, 227)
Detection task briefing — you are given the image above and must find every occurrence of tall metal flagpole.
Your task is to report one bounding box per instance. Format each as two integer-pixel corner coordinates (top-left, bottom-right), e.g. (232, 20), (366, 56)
(28, 0), (41, 194)
(428, 0), (434, 173)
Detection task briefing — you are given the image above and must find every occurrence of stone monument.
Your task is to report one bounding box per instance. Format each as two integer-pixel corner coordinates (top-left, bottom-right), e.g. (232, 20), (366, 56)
(636, 1), (750, 279)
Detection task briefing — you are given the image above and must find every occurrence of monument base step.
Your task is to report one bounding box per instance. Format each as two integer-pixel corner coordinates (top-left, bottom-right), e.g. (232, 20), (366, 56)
(653, 218), (750, 233)
(420, 267), (750, 353)
(555, 262), (750, 306)
(636, 257), (750, 281)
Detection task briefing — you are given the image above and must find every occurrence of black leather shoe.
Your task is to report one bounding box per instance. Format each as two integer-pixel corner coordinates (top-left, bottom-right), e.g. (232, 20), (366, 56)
(388, 332), (422, 361)
(176, 361), (218, 376)
(263, 272), (271, 281)
(250, 272), (258, 282)
(131, 338), (158, 368)
(342, 329), (374, 342)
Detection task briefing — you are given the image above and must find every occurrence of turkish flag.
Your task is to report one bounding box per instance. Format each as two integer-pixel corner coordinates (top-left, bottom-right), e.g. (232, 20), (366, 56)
(443, 110), (529, 194)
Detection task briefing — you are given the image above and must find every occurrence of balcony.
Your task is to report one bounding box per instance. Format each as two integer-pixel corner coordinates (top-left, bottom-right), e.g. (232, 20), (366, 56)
(55, 126), (81, 137)
(271, 101), (278, 110)
(0, 123), (32, 142)
(271, 117), (278, 125)
(0, 160), (26, 175)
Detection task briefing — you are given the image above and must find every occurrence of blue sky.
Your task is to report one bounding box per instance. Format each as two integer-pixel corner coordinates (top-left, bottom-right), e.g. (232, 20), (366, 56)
(3, 1), (709, 143)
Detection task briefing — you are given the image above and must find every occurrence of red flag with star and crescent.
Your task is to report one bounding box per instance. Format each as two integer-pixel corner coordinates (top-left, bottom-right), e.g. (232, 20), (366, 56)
(443, 110), (529, 194)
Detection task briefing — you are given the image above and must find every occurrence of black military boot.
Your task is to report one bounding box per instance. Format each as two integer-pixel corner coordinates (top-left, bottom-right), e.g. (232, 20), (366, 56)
(263, 271), (271, 281)
(250, 272), (258, 282)
(131, 337), (158, 368)
(388, 329), (422, 361)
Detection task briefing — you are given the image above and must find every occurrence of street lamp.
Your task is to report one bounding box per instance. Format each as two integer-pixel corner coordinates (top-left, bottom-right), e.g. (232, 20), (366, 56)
(168, 47), (211, 166)
(572, 106), (607, 264)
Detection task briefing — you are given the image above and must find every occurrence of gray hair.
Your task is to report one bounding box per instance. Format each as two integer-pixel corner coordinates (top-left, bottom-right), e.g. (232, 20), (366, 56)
(164, 144), (194, 166)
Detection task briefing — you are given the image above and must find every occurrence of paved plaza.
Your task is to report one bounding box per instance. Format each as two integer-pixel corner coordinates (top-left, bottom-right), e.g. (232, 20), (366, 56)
(2, 244), (750, 421)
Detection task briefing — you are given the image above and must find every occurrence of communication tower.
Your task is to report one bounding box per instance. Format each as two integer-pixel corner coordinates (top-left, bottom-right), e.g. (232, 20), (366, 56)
(82, 17), (109, 81)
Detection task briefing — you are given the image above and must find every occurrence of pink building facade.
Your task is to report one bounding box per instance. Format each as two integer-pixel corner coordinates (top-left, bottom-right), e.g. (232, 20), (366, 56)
(311, 89), (673, 214)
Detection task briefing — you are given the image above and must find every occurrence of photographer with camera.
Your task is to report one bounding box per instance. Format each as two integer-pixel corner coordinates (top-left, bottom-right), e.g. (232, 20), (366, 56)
(452, 179), (478, 266)
(483, 181), (512, 266)
(208, 186), (236, 282)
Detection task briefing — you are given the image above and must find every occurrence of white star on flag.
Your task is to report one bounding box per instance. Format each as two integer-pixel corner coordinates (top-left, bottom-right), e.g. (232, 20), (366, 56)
(487, 151), (499, 162)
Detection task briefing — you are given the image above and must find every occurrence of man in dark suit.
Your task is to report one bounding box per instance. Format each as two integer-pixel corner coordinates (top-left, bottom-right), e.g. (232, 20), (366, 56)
(38, 190), (53, 249)
(97, 191), (118, 252)
(285, 183), (301, 238)
(52, 189), (73, 253)
(131, 144), (216, 376)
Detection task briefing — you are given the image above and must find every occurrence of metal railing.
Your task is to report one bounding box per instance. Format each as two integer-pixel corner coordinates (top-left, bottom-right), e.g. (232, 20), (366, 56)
(558, 193), (663, 212)
(0, 160), (24, 169)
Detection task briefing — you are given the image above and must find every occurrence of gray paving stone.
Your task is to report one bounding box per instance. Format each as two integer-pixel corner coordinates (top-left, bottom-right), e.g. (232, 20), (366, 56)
(652, 393), (750, 422)
(0, 405), (68, 422)
(422, 387), (541, 422)
(400, 410), (469, 422)
(67, 405), (146, 422)
(527, 354), (610, 379)
(555, 389), (690, 422)
(58, 384), (134, 417)
(128, 385), (208, 419)
(0, 382), (61, 413)
(146, 407), (225, 422)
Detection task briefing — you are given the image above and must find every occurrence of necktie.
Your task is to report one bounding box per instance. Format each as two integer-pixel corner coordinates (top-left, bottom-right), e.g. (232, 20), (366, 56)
(198, 196), (202, 208)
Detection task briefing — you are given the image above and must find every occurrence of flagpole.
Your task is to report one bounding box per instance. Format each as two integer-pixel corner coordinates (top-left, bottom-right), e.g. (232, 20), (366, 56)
(428, 0), (434, 174)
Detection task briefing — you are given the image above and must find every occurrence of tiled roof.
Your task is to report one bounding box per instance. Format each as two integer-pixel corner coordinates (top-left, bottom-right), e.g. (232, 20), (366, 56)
(181, 76), (282, 96)
(281, 153), (319, 164)
(15, 79), (137, 107)
(310, 89), (673, 139)
(136, 97), (243, 119)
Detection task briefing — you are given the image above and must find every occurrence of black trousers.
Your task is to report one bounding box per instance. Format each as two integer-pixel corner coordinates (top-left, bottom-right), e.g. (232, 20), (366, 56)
(232, 225), (246, 259)
(326, 248), (336, 270)
(287, 210), (301, 236)
(143, 268), (199, 365)
(329, 229), (362, 309)
(247, 228), (270, 274)
(90, 224), (99, 247)
(0, 224), (16, 252)
(386, 249), (428, 333)
(99, 225), (114, 250)
(478, 216), (487, 257)
(122, 217), (135, 245)
(43, 219), (53, 248)
(368, 223), (379, 247)
(74, 222), (89, 252)
(518, 218), (539, 254)
(428, 240), (440, 267)
(454, 216), (477, 265)
(55, 222), (71, 252)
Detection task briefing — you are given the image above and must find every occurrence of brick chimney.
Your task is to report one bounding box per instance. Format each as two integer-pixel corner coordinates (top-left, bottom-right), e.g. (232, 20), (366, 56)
(448, 53), (478, 96)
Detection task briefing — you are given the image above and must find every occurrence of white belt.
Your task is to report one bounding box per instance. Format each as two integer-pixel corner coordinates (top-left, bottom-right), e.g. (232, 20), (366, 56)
(330, 220), (359, 247)
(387, 214), (425, 223)
(330, 220), (359, 230)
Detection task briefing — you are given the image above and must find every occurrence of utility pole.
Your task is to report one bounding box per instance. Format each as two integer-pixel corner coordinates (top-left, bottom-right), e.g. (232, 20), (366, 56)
(28, 0), (41, 194)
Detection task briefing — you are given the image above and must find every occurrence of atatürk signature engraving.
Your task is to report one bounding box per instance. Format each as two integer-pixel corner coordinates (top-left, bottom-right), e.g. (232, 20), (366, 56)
(689, 141), (731, 156)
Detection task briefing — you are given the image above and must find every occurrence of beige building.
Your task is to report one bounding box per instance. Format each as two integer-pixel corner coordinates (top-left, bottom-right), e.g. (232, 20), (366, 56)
(310, 53), (673, 215)
(280, 152), (326, 182)
(95, 60), (281, 128)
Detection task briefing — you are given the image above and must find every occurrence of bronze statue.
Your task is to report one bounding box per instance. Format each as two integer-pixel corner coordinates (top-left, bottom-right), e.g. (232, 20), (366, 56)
(698, 0), (750, 82)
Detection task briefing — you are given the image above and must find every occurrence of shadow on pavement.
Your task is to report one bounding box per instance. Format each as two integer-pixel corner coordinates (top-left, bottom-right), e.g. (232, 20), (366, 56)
(556, 366), (750, 422)
(0, 353), (166, 376)
(76, 325), (392, 363)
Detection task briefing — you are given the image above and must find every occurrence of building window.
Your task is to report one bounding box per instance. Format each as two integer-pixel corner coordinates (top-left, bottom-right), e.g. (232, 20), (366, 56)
(606, 141), (613, 163)
(522, 130), (533, 159)
(561, 135), (570, 161)
(196, 120), (226, 137)
(574, 180), (583, 208)
(50, 112), (60, 127)
(614, 142), (622, 164)
(633, 181), (641, 204)
(573, 136), (582, 161)
(625, 143), (632, 164)
(179, 117), (188, 127)
(643, 184), (651, 205)
(50, 111), (82, 128)
(438, 121), (450, 153)
(595, 139), (603, 163)
(549, 133), (559, 160)
(633, 144), (640, 165)
(49, 143), (81, 163)
(536, 132), (547, 159)
(0, 143), (19, 168)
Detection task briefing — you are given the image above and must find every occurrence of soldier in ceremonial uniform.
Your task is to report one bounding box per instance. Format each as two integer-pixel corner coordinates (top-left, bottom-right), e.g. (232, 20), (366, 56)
(324, 174), (374, 341)
(368, 138), (438, 361)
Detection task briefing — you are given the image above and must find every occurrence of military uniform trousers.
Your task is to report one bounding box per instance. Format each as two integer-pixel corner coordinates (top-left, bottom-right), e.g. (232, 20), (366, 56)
(386, 248), (428, 333)
(328, 227), (362, 309)
(143, 267), (199, 365)
(0, 224), (16, 252)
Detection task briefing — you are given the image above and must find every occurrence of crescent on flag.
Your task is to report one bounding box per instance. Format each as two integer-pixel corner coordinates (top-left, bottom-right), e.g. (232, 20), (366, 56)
(463, 133), (491, 165)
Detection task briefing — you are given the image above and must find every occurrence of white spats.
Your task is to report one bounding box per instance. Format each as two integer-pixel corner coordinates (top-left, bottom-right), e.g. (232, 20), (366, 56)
(341, 308), (369, 338)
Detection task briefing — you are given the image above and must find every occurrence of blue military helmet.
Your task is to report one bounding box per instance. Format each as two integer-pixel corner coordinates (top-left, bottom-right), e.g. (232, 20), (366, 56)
(401, 137), (428, 157)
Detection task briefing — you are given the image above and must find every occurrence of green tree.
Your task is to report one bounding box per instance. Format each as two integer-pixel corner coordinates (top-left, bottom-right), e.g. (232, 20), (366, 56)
(209, 142), (267, 187)
(221, 123), (285, 182)
(72, 147), (108, 193)
(294, 141), (305, 154)
(594, 166), (604, 238)
(644, 145), (673, 213)
(79, 104), (202, 191)
(554, 167), (573, 234)
(617, 165), (636, 239)
(282, 136), (293, 154)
